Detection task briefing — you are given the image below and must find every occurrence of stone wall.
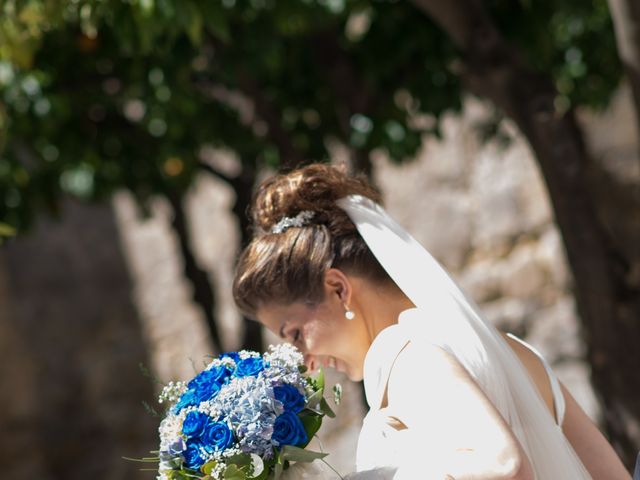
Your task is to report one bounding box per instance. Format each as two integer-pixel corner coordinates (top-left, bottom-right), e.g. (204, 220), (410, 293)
(0, 200), (157, 479)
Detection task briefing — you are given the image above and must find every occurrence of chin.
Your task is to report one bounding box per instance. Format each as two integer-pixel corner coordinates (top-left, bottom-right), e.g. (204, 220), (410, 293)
(344, 368), (363, 382)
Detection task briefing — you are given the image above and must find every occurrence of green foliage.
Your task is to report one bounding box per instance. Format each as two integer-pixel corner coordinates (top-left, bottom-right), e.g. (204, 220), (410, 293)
(487, 0), (621, 110)
(0, 221), (16, 245)
(0, 0), (623, 234)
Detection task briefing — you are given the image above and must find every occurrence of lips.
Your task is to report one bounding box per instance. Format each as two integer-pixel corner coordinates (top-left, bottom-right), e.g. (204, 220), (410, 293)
(305, 355), (346, 374)
(327, 357), (336, 369)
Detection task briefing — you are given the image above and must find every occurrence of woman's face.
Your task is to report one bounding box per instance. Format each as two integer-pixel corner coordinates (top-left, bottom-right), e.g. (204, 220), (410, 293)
(255, 270), (371, 381)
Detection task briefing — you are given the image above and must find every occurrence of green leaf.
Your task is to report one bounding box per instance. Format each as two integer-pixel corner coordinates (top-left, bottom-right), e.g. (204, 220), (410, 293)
(319, 397), (336, 418)
(315, 367), (325, 393)
(280, 445), (328, 463)
(300, 413), (322, 442)
(141, 400), (161, 417)
(201, 3), (231, 43)
(226, 453), (252, 467)
(186, 8), (203, 46)
(202, 459), (218, 475)
(224, 464), (247, 480)
(305, 388), (323, 410)
(0, 223), (16, 237)
(273, 458), (283, 480)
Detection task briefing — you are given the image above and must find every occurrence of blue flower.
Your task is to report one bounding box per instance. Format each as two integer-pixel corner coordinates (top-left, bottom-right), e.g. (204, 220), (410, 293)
(274, 384), (305, 413)
(183, 439), (206, 470)
(219, 351), (241, 363)
(235, 357), (265, 377)
(201, 421), (234, 451)
(182, 411), (210, 438)
(187, 367), (230, 403)
(272, 411), (308, 447)
(188, 366), (231, 390)
(173, 390), (198, 414)
(168, 437), (186, 455)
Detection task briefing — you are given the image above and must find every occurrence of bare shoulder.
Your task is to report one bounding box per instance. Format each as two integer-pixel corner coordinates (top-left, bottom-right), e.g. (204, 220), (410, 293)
(497, 331), (557, 419)
(559, 381), (631, 480)
(386, 340), (527, 478)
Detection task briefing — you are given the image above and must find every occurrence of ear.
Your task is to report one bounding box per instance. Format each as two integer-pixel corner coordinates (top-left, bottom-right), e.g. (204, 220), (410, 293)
(324, 268), (352, 305)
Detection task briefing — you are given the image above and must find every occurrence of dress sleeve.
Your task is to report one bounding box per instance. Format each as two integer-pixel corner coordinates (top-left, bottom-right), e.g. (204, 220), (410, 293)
(385, 340), (526, 479)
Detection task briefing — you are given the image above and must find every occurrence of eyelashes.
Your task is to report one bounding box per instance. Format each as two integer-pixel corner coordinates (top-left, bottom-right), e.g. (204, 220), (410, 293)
(279, 324), (301, 344)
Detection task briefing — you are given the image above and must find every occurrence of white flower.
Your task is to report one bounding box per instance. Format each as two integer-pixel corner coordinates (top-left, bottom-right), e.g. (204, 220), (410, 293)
(264, 343), (304, 369)
(238, 349), (261, 360)
(158, 411), (186, 451)
(158, 381), (188, 405)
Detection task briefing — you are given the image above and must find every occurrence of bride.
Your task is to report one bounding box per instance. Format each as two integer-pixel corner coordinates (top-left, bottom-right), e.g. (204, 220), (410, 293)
(232, 163), (631, 479)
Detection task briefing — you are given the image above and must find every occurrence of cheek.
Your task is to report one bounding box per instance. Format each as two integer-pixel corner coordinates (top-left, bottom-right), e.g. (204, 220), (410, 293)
(301, 319), (328, 352)
(303, 315), (359, 357)
(301, 312), (343, 352)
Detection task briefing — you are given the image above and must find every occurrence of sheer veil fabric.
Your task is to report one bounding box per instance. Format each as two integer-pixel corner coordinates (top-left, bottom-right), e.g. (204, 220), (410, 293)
(335, 194), (592, 479)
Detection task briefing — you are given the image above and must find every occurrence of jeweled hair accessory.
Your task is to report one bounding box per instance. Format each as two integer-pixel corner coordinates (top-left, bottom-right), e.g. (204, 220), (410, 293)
(271, 210), (315, 234)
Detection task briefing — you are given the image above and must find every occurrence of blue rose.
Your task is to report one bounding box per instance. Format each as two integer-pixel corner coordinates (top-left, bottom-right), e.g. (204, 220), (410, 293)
(182, 411), (209, 438)
(194, 381), (220, 403)
(201, 421), (234, 451)
(187, 367), (229, 403)
(173, 390), (198, 414)
(219, 351), (241, 363)
(188, 366), (231, 390)
(274, 384), (305, 413)
(272, 411), (308, 447)
(234, 357), (264, 377)
(183, 439), (206, 470)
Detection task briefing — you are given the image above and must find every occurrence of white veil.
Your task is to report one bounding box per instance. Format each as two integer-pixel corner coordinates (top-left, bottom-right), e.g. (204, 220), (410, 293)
(335, 194), (592, 479)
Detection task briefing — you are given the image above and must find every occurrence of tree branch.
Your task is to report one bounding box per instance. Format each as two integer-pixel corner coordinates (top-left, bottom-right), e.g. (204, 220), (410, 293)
(607, 0), (640, 151)
(166, 189), (223, 353)
(409, 0), (503, 56)
(235, 70), (306, 170)
(197, 161), (234, 185)
(200, 34), (307, 170)
(310, 29), (377, 178)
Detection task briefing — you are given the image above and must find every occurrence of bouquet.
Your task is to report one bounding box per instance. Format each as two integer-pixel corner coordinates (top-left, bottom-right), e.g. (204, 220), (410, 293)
(148, 344), (342, 480)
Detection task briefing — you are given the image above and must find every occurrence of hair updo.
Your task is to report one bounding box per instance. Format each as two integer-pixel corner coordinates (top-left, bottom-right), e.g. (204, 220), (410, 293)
(232, 163), (393, 320)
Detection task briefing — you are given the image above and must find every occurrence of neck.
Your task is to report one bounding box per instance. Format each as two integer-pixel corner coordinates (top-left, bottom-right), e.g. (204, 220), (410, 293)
(350, 277), (415, 345)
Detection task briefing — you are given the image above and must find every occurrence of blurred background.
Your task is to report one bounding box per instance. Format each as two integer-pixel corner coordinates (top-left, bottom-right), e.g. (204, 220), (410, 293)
(0, 0), (639, 478)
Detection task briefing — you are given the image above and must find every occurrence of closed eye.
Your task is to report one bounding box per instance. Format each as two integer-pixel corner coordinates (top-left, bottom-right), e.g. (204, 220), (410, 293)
(279, 324), (300, 344)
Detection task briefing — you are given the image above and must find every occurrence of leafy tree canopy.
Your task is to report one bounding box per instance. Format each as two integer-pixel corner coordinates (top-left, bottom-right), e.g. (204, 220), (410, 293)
(0, 0), (621, 232)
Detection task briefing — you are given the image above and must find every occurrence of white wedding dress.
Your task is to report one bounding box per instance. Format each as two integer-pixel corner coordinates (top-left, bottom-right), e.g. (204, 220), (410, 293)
(354, 307), (567, 478)
(333, 194), (592, 479)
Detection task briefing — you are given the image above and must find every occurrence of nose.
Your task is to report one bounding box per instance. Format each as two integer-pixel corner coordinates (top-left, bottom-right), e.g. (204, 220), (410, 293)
(304, 353), (317, 372)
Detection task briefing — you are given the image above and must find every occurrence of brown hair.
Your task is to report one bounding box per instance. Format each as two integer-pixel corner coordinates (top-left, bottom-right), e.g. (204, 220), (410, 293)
(232, 163), (393, 320)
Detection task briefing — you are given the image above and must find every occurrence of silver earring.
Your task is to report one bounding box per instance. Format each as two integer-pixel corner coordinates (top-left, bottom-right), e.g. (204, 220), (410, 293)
(344, 304), (355, 320)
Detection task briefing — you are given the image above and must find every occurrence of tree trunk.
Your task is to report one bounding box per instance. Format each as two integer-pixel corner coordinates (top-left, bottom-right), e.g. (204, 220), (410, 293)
(197, 160), (263, 351)
(166, 190), (223, 353)
(231, 163), (265, 351)
(411, 0), (640, 470)
(607, 0), (640, 151)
